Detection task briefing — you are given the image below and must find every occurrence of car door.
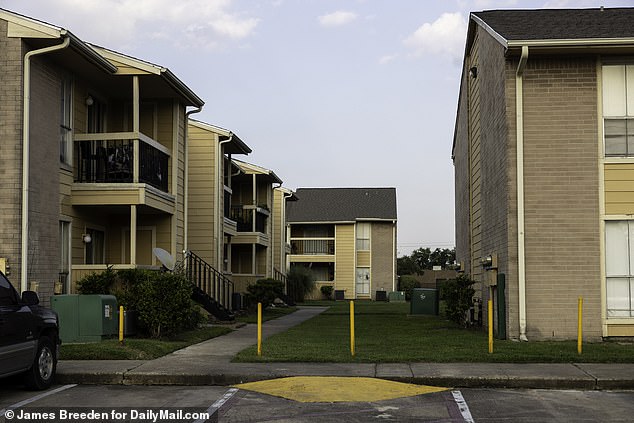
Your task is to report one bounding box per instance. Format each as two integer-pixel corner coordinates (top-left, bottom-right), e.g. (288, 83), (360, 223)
(0, 273), (36, 376)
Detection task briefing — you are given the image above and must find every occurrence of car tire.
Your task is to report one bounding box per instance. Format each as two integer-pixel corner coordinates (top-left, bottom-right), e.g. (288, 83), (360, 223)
(24, 335), (57, 390)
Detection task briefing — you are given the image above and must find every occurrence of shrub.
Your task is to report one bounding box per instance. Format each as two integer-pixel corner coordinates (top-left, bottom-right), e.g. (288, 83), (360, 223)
(398, 275), (420, 301)
(246, 278), (285, 309)
(76, 266), (117, 295)
(286, 266), (316, 303)
(320, 285), (334, 300)
(439, 273), (476, 327)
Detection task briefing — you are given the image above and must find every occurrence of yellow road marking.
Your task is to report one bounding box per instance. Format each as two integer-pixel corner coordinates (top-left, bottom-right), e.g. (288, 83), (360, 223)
(235, 376), (448, 403)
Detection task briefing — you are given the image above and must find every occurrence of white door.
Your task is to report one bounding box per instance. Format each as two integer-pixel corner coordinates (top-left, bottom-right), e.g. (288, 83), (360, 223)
(356, 267), (370, 297)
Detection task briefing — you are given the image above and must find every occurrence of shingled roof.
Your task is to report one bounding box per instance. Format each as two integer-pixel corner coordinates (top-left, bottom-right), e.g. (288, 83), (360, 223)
(287, 188), (397, 223)
(473, 8), (634, 42)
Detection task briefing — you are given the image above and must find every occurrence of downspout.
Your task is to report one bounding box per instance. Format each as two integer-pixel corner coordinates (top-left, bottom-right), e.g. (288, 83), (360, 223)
(183, 107), (202, 257)
(392, 220), (397, 292)
(21, 35), (71, 293)
(516, 45), (529, 341)
(217, 136), (233, 271)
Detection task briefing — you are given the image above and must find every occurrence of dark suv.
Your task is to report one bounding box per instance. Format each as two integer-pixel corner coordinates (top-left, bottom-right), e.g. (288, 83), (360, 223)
(0, 270), (60, 389)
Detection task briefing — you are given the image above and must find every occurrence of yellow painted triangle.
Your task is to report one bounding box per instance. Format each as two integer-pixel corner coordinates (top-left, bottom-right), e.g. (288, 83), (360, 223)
(235, 376), (449, 403)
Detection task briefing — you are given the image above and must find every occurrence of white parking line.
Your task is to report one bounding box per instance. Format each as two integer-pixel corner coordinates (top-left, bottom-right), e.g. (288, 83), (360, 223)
(451, 390), (475, 423)
(193, 387), (239, 423)
(0, 384), (77, 417)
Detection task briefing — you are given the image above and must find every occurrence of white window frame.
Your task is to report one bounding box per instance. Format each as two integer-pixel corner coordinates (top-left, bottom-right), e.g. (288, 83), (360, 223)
(60, 76), (73, 165)
(602, 64), (634, 157)
(356, 222), (371, 251)
(605, 220), (634, 318)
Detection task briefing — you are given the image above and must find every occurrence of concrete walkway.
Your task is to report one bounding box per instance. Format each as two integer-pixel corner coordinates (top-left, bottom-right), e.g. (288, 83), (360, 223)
(57, 307), (634, 390)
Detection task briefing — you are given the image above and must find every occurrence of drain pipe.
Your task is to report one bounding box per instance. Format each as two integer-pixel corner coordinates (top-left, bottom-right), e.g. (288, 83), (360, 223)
(183, 107), (202, 258)
(21, 35), (71, 293)
(516, 45), (529, 342)
(217, 136), (233, 270)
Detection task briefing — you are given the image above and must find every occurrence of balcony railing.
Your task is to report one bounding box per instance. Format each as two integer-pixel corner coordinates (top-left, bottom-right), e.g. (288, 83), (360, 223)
(74, 132), (169, 192)
(290, 238), (335, 255)
(231, 205), (268, 233)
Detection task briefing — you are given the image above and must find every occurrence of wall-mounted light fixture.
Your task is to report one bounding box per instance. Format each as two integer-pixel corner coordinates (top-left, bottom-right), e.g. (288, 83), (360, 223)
(85, 95), (94, 106)
(82, 233), (92, 244)
(469, 66), (478, 79)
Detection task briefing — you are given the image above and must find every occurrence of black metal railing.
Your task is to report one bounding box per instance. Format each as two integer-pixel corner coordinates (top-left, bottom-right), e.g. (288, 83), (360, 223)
(185, 250), (233, 311)
(290, 239), (335, 255)
(230, 206), (267, 233)
(74, 138), (169, 192)
(273, 268), (287, 284)
(139, 141), (169, 192)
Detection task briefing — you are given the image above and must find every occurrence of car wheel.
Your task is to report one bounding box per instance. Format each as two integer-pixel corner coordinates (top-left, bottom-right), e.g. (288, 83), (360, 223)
(24, 336), (57, 390)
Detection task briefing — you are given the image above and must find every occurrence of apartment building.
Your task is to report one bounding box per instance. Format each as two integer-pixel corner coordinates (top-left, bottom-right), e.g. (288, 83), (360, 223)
(287, 188), (397, 300)
(0, 9), (203, 303)
(453, 8), (634, 339)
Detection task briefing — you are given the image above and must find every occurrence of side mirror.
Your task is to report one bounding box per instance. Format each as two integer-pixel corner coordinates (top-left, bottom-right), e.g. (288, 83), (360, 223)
(22, 290), (40, 306)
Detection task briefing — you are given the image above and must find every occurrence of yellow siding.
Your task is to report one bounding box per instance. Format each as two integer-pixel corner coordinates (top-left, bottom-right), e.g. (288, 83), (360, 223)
(607, 324), (634, 337)
(605, 163), (634, 214)
(335, 224), (355, 298)
(272, 190), (284, 272)
(187, 124), (218, 266)
(356, 251), (371, 267)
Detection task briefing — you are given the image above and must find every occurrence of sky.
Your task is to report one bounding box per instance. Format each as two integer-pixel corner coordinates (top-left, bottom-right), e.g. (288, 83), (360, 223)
(2, 0), (632, 256)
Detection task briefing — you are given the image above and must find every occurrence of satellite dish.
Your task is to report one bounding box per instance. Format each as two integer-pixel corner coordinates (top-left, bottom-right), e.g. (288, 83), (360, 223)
(153, 248), (176, 271)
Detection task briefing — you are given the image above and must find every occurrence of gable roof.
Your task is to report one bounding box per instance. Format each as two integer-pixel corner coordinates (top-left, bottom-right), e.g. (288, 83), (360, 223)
(472, 8), (634, 47)
(287, 188), (397, 223)
(232, 159), (282, 184)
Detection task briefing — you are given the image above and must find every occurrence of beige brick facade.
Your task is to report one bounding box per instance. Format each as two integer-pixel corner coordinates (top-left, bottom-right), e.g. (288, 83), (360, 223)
(455, 24), (603, 340)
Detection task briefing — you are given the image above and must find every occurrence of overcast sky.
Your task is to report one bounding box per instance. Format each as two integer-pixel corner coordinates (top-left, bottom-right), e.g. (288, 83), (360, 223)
(2, 0), (631, 256)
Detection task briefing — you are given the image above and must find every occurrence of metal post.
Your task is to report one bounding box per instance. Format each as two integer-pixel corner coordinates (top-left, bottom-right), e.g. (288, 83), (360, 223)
(488, 299), (493, 354)
(578, 297), (583, 355)
(257, 302), (262, 356)
(350, 301), (355, 356)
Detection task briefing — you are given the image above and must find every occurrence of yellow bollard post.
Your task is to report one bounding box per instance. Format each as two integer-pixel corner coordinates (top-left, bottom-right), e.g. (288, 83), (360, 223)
(257, 302), (262, 356)
(578, 297), (583, 355)
(350, 300), (355, 357)
(488, 299), (493, 354)
(119, 305), (124, 345)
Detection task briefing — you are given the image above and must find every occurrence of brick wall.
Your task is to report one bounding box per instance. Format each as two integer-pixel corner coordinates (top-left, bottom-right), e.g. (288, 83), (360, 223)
(521, 56), (601, 340)
(370, 222), (396, 294)
(0, 20), (24, 287)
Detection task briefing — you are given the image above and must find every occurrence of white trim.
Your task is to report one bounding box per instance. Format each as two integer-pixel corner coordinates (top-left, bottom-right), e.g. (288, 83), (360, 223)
(598, 59), (608, 337)
(470, 14), (508, 48)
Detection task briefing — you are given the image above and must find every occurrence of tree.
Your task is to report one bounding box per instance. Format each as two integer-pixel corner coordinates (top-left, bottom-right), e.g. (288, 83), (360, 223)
(397, 247), (456, 275)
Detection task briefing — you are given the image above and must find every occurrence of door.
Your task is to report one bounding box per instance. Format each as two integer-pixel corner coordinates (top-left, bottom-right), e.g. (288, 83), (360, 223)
(355, 267), (370, 297)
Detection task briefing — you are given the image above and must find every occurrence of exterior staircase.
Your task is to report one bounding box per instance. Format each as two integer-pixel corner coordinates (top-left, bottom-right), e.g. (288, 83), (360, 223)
(183, 251), (234, 321)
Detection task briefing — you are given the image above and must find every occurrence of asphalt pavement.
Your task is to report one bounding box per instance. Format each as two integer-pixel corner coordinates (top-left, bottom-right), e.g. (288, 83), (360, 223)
(56, 306), (634, 390)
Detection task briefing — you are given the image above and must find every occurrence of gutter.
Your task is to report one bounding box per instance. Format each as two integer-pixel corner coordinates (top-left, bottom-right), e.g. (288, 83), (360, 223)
(516, 45), (529, 342)
(217, 135), (233, 271)
(21, 35), (71, 293)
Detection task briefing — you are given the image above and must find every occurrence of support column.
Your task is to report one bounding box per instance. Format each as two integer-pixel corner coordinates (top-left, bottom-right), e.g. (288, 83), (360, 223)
(130, 205), (137, 265)
(132, 76), (140, 183)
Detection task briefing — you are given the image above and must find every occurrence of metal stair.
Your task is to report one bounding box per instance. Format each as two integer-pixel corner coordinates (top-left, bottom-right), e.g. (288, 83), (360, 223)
(183, 251), (234, 321)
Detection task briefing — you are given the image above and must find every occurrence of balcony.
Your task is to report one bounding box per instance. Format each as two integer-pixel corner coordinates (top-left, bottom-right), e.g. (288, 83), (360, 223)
(74, 132), (169, 192)
(231, 205), (269, 233)
(71, 132), (175, 213)
(290, 238), (335, 255)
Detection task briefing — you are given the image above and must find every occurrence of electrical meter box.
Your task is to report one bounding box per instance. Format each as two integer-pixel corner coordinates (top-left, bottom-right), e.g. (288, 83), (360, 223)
(410, 288), (439, 315)
(51, 294), (118, 343)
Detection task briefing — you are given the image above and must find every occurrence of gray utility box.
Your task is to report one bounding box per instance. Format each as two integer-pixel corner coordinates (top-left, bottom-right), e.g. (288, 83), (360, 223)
(51, 294), (118, 343)
(410, 288), (439, 315)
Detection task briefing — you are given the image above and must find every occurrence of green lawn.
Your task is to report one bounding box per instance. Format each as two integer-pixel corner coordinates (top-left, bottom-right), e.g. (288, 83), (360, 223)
(60, 326), (233, 360)
(234, 301), (634, 363)
(235, 306), (298, 324)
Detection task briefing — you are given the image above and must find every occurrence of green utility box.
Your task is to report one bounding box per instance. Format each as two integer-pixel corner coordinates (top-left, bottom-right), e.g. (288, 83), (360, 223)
(51, 294), (118, 343)
(410, 288), (439, 315)
(388, 291), (406, 302)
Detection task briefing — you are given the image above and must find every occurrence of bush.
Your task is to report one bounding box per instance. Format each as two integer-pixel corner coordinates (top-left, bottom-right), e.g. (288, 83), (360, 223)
(246, 278), (285, 309)
(286, 266), (316, 303)
(320, 285), (333, 300)
(439, 273), (476, 327)
(398, 275), (420, 301)
(76, 266), (117, 295)
(76, 268), (203, 338)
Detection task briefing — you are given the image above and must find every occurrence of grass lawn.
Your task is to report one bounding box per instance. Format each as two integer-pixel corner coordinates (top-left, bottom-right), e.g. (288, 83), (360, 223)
(235, 306), (298, 324)
(60, 326), (233, 360)
(234, 301), (634, 363)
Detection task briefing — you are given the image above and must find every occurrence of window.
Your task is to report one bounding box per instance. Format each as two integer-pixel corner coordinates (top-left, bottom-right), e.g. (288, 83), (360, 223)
(356, 223), (370, 251)
(59, 221), (70, 294)
(606, 221), (634, 317)
(603, 65), (634, 156)
(60, 77), (72, 164)
(85, 228), (105, 265)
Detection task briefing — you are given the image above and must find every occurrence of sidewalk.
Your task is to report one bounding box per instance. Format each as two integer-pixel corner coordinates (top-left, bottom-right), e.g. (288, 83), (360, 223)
(56, 307), (634, 390)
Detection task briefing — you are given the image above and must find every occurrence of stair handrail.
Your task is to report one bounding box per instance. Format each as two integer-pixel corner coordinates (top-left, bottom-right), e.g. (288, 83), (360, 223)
(183, 250), (234, 311)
